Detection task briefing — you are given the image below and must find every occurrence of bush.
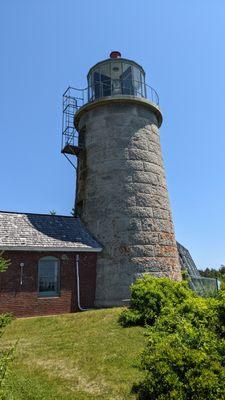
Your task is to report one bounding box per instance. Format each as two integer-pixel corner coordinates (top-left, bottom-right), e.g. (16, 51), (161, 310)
(136, 327), (225, 400)
(0, 253), (10, 274)
(119, 275), (194, 327)
(0, 315), (12, 330)
(119, 275), (225, 400)
(0, 315), (13, 400)
(0, 255), (13, 399)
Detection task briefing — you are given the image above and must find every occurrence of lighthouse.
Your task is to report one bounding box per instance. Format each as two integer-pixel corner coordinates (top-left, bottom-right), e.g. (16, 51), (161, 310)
(62, 52), (182, 307)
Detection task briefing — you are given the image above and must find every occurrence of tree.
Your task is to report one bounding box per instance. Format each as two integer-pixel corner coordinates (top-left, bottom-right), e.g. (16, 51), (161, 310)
(0, 252), (12, 399)
(199, 266), (225, 283)
(49, 210), (56, 215)
(71, 207), (76, 217)
(0, 252), (10, 273)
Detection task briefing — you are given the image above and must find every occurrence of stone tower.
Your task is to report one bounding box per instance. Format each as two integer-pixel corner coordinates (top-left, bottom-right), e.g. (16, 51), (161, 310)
(74, 52), (182, 307)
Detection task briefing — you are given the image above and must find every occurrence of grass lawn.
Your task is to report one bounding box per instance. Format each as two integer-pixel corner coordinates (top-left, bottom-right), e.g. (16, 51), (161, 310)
(2, 308), (145, 400)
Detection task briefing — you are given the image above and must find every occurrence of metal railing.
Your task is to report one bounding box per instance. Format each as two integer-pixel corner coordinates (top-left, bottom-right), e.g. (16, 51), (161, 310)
(87, 80), (159, 105)
(62, 87), (80, 152)
(63, 80), (159, 109)
(189, 275), (220, 296)
(61, 82), (159, 166)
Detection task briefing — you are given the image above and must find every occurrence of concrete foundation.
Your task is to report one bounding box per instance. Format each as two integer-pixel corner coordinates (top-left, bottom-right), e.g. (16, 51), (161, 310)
(75, 96), (182, 307)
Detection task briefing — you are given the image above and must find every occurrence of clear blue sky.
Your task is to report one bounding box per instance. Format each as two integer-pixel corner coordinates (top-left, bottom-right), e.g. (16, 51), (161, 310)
(0, 0), (224, 269)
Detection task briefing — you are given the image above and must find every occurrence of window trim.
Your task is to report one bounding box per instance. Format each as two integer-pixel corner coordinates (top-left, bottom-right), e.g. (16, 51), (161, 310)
(38, 256), (60, 298)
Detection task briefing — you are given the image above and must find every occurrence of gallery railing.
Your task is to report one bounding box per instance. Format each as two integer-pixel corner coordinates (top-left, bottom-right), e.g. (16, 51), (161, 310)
(61, 82), (159, 166)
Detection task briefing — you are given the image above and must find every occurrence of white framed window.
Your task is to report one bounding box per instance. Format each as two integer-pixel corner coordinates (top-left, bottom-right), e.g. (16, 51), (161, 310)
(38, 256), (60, 297)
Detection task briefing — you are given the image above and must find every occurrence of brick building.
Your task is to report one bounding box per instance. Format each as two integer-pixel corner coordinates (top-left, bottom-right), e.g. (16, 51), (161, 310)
(0, 212), (101, 317)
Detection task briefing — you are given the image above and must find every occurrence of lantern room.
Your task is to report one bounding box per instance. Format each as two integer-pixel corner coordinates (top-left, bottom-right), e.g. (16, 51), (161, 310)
(87, 51), (146, 101)
(61, 52), (160, 162)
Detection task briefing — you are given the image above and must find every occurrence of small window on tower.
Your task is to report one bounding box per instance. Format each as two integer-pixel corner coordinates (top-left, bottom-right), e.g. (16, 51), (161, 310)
(38, 256), (60, 297)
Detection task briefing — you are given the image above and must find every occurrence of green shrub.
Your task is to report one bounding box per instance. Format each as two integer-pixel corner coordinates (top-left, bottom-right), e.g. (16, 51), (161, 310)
(0, 348), (14, 400)
(119, 275), (225, 400)
(0, 315), (13, 400)
(136, 327), (225, 400)
(0, 253), (10, 273)
(0, 255), (13, 399)
(215, 290), (225, 336)
(119, 275), (194, 327)
(0, 315), (12, 330)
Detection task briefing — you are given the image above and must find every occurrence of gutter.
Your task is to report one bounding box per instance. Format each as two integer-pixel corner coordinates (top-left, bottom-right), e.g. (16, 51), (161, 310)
(0, 245), (102, 253)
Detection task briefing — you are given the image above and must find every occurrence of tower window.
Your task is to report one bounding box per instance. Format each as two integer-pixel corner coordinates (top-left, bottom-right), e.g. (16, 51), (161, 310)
(38, 256), (60, 297)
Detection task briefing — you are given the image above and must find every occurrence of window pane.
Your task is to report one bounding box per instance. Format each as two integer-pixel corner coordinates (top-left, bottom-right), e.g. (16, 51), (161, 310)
(100, 65), (111, 97)
(120, 64), (134, 95)
(132, 66), (142, 96)
(38, 260), (59, 296)
(111, 61), (122, 95)
(140, 72), (145, 97)
(93, 70), (101, 99)
(88, 74), (93, 101)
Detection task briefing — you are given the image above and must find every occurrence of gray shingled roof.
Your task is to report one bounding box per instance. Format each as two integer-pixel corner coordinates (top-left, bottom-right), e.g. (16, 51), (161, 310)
(0, 211), (102, 252)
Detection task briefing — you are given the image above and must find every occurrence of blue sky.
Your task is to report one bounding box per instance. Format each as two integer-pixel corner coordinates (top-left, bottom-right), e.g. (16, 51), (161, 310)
(0, 0), (225, 269)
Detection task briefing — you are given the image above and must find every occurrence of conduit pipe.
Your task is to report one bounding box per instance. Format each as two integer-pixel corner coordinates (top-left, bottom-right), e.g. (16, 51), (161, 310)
(75, 254), (88, 311)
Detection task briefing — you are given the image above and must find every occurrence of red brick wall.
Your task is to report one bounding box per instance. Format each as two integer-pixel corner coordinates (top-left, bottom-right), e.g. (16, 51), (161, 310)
(0, 251), (97, 317)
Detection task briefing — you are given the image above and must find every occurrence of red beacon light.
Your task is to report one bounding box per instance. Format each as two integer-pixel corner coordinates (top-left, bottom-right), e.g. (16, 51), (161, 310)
(109, 51), (121, 59)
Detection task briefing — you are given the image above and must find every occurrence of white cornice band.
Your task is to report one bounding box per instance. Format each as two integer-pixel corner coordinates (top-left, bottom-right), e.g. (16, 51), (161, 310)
(0, 245), (102, 253)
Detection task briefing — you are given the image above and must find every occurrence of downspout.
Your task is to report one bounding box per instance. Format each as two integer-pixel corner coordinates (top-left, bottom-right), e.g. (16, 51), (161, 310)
(75, 254), (88, 311)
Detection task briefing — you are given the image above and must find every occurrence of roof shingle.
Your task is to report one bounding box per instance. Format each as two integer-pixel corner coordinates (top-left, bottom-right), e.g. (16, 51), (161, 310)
(0, 211), (102, 252)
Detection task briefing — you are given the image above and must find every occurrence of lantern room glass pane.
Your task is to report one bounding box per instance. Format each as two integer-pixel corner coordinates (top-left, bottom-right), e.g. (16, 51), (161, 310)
(88, 73), (93, 101)
(121, 63), (133, 95)
(140, 72), (145, 97)
(93, 68), (101, 99)
(133, 66), (142, 96)
(100, 63), (111, 97)
(110, 61), (122, 95)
